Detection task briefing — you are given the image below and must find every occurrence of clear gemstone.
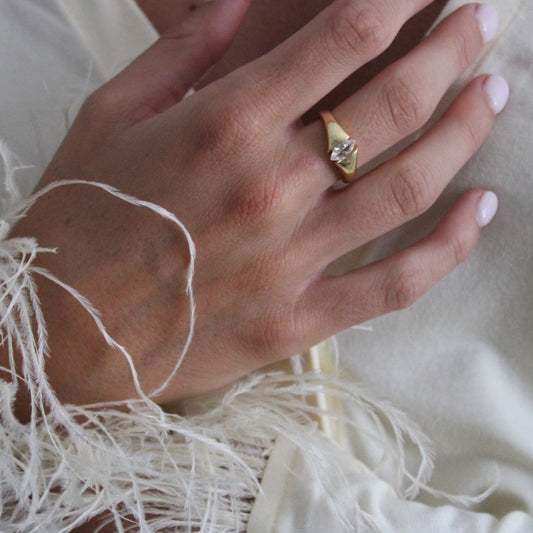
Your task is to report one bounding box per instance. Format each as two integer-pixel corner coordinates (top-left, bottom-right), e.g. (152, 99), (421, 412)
(331, 139), (355, 162)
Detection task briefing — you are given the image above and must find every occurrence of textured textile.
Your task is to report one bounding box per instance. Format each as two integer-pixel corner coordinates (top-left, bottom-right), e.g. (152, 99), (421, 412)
(1, 3), (434, 530)
(1, 0), (532, 531)
(253, 0), (533, 531)
(0, 0), (103, 198)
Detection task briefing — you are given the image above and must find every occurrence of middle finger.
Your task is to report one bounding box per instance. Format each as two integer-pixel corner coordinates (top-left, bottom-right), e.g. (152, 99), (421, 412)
(228, 0), (432, 125)
(293, 3), (493, 193)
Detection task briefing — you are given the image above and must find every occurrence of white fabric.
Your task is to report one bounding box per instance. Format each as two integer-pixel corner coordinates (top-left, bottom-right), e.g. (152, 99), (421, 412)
(0, 0), (157, 199)
(1, 0), (532, 531)
(255, 0), (533, 531)
(55, 0), (158, 80)
(342, 0), (533, 512)
(0, 0), (100, 199)
(2, 6), (404, 531)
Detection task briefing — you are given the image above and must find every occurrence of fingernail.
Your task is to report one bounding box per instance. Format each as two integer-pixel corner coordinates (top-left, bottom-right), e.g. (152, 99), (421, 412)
(484, 75), (510, 114)
(476, 4), (499, 43)
(476, 191), (498, 227)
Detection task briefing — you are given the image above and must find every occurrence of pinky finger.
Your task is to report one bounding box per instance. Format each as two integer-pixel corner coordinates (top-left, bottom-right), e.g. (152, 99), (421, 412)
(304, 189), (498, 337)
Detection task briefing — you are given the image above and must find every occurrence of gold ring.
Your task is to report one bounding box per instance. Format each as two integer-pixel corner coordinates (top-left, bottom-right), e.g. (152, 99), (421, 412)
(320, 111), (358, 183)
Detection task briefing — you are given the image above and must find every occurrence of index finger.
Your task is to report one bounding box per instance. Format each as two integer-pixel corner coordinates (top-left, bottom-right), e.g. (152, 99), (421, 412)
(230, 0), (434, 124)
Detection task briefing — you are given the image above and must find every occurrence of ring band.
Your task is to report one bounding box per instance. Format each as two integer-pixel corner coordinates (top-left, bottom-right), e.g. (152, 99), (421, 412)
(320, 111), (358, 183)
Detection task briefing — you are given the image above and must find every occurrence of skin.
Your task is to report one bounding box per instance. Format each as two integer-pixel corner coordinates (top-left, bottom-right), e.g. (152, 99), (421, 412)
(3, 0), (499, 422)
(136, 0), (449, 114)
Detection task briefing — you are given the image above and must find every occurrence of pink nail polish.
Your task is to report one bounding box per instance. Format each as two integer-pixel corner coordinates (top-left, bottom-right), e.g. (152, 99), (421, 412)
(476, 191), (498, 227)
(484, 75), (510, 114)
(476, 4), (499, 43)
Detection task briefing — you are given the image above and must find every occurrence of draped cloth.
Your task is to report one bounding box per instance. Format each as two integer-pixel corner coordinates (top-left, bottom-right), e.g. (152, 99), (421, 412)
(0, 1), (532, 531)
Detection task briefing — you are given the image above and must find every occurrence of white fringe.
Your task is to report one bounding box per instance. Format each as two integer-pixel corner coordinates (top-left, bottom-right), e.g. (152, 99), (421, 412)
(0, 142), (493, 532)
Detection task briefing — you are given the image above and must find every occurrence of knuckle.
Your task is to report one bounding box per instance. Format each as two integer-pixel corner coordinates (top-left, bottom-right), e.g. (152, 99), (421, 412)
(227, 180), (285, 228)
(239, 307), (298, 360)
(164, 29), (215, 65)
(456, 112), (486, 154)
(209, 102), (246, 145)
(383, 262), (422, 311)
(389, 160), (433, 218)
(78, 94), (103, 125)
(261, 314), (293, 355)
(444, 232), (471, 268)
(204, 92), (261, 158)
(79, 87), (123, 123)
(382, 70), (431, 134)
(450, 26), (479, 72)
(326, 1), (389, 58)
(283, 147), (328, 191)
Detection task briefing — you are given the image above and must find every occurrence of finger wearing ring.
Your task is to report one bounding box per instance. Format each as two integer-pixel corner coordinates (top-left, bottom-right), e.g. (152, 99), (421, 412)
(320, 110), (359, 183)
(311, 75), (501, 265)
(311, 5), (489, 187)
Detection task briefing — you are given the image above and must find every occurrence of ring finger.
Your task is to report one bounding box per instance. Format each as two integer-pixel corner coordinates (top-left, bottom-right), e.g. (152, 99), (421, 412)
(292, 2), (496, 194)
(312, 72), (508, 264)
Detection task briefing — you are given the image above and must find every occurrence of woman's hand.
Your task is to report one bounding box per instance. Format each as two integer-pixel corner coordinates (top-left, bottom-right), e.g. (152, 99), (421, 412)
(195, 0), (451, 117)
(9, 0), (505, 408)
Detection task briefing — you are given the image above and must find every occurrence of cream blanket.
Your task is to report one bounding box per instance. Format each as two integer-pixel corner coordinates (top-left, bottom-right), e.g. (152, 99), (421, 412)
(0, 0), (531, 531)
(256, 0), (533, 531)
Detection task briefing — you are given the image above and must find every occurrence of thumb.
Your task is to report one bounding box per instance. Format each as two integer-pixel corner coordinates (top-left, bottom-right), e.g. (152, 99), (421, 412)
(104, 0), (251, 122)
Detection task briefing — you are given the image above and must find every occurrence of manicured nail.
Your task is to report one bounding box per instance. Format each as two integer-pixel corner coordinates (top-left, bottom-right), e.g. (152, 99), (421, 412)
(476, 4), (499, 43)
(476, 191), (498, 227)
(484, 75), (509, 114)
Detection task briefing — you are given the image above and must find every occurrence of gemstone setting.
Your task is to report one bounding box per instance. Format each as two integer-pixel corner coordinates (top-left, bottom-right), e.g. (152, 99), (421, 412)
(330, 139), (356, 162)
